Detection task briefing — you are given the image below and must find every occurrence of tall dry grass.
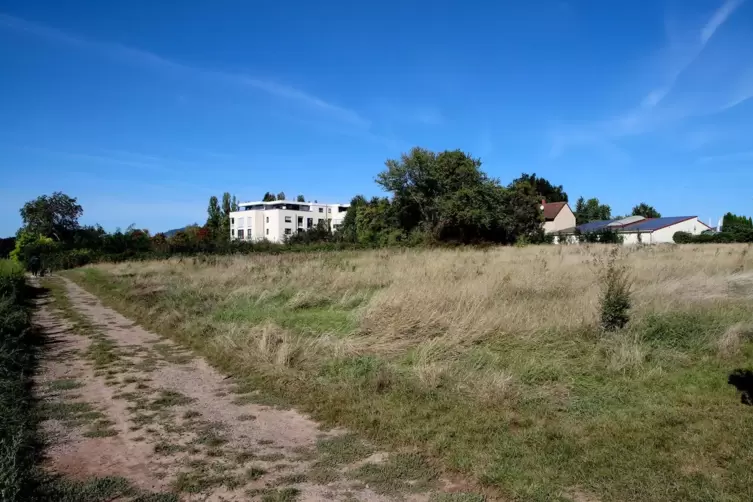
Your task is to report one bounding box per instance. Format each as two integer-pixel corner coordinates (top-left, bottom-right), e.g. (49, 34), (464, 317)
(96, 244), (753, 353)
(70, 244), (753, 501)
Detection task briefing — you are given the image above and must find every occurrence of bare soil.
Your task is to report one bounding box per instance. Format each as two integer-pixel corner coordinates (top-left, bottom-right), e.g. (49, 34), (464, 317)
(34, 277), (460, 501)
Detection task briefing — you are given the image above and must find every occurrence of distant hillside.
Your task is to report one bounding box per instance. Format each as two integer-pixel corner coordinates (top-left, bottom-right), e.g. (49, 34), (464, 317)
(163, 227), (186, 237)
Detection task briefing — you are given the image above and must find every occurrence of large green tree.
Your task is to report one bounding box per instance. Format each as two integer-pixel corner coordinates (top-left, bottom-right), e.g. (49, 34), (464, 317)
(338, 195), (367, 243)
(722, 212), (752, 232)
(219, 192), (235, 242)
(510, 173), (568, 203)
(631, 203), (661, 219)
(377, 147), (542, 243)
(276, 192), (286, 201)
(206, 196), (222, 238)
(20, 192), (83, 242)
(574, 197), (612, 225)
(262, 192), (276, 202)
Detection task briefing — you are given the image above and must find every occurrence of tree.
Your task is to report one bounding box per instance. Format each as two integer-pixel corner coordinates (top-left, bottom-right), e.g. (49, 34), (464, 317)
(10, 230), (56, 264)
(220, 193), (233, 243)
(262, 192), (276, 202)
(722, 212), (753, 233)
(338, 195), (366, 243)
(377, 147), (542, 243)
(574, 197), (611, 225)
(276, 192), (286, 201)
(631, 203), (661, 219)
(20, 192), (83, 242)
(510, 173), (568, 202)
(0, 237), (16, 259)
(206, 196), (222, 237)
(296, 195), (305, 202)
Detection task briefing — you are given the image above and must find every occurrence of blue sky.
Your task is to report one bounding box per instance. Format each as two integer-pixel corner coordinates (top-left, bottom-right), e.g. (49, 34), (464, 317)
(1, 0), (752, 236)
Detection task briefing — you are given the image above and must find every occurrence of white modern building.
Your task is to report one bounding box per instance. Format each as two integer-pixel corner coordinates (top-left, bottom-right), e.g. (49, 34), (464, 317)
(229, 200), (350, 243)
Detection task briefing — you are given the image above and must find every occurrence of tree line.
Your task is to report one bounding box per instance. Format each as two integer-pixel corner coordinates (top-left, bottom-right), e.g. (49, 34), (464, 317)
(3, 145), (737, 269)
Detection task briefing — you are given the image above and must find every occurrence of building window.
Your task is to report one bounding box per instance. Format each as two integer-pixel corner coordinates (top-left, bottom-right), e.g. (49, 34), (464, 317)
(266, 217), (269, 223)
(297, 216), (303, 226)
(328, 208), (331, 213)
(319, 207), (324, 213)
(231, 229), (235, 236)
(284, 228), (292, 235)
(307, 218), (313, 228)
(231, 218), (234, 225)
(284, 216), (292, 223)
(266, 229), (269, 235)
(237, 229), (244, 239)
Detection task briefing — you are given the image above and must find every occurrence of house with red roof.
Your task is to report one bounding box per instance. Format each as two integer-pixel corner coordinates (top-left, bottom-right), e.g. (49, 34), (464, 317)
(542, 200), (576, 234)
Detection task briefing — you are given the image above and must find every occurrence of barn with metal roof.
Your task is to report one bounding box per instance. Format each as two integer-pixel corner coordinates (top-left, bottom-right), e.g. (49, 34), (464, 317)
(556, 215), (711, 244)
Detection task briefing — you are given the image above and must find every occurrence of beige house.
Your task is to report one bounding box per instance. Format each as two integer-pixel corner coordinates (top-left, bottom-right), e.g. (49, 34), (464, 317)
(542, 201), (576, 234)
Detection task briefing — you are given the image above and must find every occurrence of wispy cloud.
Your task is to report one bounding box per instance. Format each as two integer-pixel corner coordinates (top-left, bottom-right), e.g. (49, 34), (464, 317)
(550, 0), (750, 160)
(701, 0), (745, 43)
(0, 12), (370, 128)
(642, 0), (745, 110)
(697, 150), (753, 163)
(412, 108), (445, 126)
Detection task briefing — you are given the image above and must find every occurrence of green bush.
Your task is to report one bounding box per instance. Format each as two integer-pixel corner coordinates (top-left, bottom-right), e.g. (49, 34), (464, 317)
(0, 260), (37, 501)
(598, 250), (632, 332)
(674, 229), (753, 244)
(672, 231), (693, 244)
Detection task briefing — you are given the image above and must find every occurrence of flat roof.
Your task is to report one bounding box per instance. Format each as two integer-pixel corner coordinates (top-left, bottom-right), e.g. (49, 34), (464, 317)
(238, 200), (350, 207)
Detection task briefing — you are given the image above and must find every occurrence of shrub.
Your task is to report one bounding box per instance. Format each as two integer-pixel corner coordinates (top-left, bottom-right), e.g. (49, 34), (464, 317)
(598, 249), (632, 332)
(673, 231), (693, 244)
(0, 260), (37, 500)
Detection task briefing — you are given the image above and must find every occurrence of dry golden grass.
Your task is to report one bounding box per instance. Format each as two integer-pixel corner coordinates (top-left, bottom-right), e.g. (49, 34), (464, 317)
(95, 244), (753, 357)
(67, 243), (753, 502)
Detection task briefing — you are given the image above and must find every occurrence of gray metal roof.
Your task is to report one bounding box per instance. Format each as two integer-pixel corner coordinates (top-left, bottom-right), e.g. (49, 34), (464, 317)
(620, 216), (696, 232)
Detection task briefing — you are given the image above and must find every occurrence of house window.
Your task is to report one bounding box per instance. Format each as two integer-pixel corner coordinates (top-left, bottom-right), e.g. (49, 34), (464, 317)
(266, 216), (269, 223)
(231, 218), (234, 225)
(231, 229), (235, 236)
(266, 229), (269, 235)
(318, 208), (323, 213)
(328, 208), (331, 213)
(297, 216), (303, 226)
(307, 218), (313, 228)
(284, 216), (292, 223)
(284, 228), (292, 235)
(237, 229), (244, 239)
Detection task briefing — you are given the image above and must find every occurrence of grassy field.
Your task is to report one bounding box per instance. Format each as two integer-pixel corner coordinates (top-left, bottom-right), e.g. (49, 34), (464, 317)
(65, 244), (753, 502)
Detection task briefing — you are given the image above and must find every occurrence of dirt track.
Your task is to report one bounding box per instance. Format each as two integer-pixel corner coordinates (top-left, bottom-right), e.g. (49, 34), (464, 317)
(34, 277), (450, 501)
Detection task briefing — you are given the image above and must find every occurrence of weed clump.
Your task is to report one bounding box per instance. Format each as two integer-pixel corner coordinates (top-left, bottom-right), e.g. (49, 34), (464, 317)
(598, 248), (632, 332)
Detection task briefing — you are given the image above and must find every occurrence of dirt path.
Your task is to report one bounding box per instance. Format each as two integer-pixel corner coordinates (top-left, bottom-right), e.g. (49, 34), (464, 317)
(34, 277), (458, 502)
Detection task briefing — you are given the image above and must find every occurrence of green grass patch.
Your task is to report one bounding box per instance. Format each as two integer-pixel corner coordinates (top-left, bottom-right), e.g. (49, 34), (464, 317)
(315, 434), (374, 467)
(259, 487), (301, 502)
(148, 390), (195, 410)
(47, 378), (84, 391)
(349, 453), (437, 494)
(65, 257), (753, 502)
